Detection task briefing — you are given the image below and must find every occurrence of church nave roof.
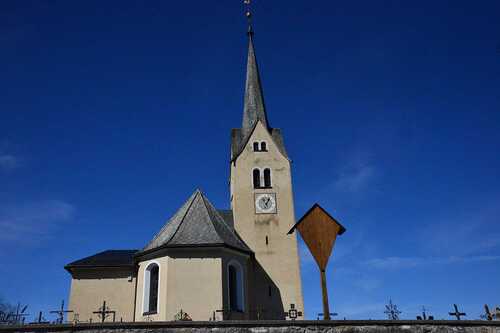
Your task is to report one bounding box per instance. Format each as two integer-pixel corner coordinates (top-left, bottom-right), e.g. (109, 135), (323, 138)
(140, 190), (252, 255)
(65, 250), (138, 270)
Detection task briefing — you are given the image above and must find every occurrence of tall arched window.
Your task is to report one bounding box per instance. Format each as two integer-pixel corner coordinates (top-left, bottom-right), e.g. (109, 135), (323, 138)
(253, 169), (261, 189)
(253, 142), (259, 151)
(263, 168), (271, 188)
(143, 263), (159, 314)
(260, 142), (267, 151)
(228, 261), (244, 312)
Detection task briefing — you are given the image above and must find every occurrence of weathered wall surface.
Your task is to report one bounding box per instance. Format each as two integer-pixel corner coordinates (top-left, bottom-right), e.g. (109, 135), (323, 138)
(68, 268), (136, 323)
(1, 320), (499, 333)
(164, 257), (222, 321)
(230, 121), (304, 318)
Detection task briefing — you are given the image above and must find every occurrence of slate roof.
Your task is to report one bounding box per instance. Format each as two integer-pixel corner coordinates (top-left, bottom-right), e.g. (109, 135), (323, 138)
(140, 190), (252, 254)
(218, 209), (234, 229)
(65, 250), (137, 269)
(242, 31), (268, 137)
(231, 30), (288, 162)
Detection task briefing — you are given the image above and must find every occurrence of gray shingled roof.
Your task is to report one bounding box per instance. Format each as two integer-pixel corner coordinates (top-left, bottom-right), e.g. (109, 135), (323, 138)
(242, 32), (268, 137)
(231, 31), (288, 162)
(218, 209), (234, 228)
(141, 190), (252, 254)
(65, 250), (138, 269)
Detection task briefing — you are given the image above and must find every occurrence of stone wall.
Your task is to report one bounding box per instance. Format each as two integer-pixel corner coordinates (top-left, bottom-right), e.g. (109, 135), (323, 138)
(1, 320), (499, 333)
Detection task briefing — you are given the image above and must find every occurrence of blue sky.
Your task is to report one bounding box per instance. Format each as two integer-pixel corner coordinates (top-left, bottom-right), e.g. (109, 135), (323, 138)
(1, 0), (499, 321)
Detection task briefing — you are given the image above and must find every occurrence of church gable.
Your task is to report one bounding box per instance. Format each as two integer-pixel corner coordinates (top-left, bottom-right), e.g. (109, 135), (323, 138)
(236, 121), (289, 163)
(231, 122), (288, 163)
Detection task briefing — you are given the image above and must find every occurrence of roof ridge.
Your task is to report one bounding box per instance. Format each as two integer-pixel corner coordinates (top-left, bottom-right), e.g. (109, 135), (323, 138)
(165, 190), (202, 246)
(144, 190), (199, 250)
(200, 193), (249, 250)
(198, 192), (226, 244)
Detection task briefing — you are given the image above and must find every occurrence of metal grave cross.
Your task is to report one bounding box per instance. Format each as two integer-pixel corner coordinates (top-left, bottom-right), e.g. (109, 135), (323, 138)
(12, 303), (30, 325)
(317, 312), (338, 320)
(174, 309), (192, 321)
(31, 311), (50, 324)
(92, 301), (116, 323)
(449, 304), (466, 320)
(384, 299), (402, 320)
(50, 300), (73, 324)
(284, 304), (303, 320)
(416, 306), (434, 320)
(481, 305), (493, 321)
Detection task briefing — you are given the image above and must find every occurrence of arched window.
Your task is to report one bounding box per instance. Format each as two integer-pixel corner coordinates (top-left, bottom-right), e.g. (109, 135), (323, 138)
(260, 142), (267, 151)
(253, 142), (259, 151)
(228, 261), (244, 312)
(263, 168), (271, 188)
(253, 169), (261, 188)
(143, 263), (159, 314)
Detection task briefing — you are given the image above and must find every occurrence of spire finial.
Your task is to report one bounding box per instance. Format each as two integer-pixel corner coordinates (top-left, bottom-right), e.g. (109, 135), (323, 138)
(241, 0), (268, 135)
(244, 0), (253, 35)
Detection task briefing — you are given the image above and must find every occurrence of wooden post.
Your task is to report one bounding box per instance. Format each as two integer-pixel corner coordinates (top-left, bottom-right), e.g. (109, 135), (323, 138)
(320, 269), (330, 320)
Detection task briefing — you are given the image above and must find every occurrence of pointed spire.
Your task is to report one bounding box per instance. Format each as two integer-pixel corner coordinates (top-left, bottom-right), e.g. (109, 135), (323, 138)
(242, 7), (269, 136)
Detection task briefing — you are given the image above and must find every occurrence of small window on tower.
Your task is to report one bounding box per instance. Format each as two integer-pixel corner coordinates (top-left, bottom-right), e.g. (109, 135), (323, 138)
(253, 142), (260, 151)
(253, 169), (261, 189)
(263, 168), (271, 188)
(260, 142), (267, 151)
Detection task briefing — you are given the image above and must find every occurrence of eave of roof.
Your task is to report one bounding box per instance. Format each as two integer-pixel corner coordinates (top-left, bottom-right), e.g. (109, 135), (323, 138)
(64, 249), (138, 271)
(134, 242), (253, 260)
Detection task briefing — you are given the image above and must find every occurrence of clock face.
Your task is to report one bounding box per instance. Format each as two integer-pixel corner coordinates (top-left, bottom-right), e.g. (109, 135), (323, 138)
(255, 193), (277, 214)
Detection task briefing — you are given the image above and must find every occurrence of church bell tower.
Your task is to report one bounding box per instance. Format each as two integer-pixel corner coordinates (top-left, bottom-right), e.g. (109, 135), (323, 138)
(229, 17), (304, 319)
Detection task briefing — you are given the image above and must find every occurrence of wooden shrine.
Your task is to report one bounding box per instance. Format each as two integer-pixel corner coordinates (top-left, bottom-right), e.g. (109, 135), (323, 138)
(288, 204), (346, 320)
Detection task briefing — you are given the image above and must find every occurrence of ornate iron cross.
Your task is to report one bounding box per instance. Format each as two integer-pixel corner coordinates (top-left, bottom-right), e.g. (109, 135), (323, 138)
(317, 312), (337, 320)
(50, 300), (73, 324)
(31, 311), (49, 324)
(92, 301), (116, 323)
(384, 299), (402, 320)
(448, 304), (466, 320)
(416, 306), (433, 320)
(284, 304), (303, 320)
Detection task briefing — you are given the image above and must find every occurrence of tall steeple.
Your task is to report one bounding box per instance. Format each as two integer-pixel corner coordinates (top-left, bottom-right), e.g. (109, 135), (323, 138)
(242, 6), (269, 136)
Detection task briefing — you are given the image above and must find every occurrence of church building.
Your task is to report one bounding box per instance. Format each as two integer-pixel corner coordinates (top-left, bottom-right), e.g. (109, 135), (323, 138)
(65, 25), (304, 322)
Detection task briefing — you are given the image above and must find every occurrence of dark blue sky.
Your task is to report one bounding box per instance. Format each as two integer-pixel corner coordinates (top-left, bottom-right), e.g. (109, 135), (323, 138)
(1, 0), (499, 321)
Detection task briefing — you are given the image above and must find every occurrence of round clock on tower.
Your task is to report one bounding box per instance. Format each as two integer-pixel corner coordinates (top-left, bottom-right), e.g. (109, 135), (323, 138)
(255, 193), (277, 214)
